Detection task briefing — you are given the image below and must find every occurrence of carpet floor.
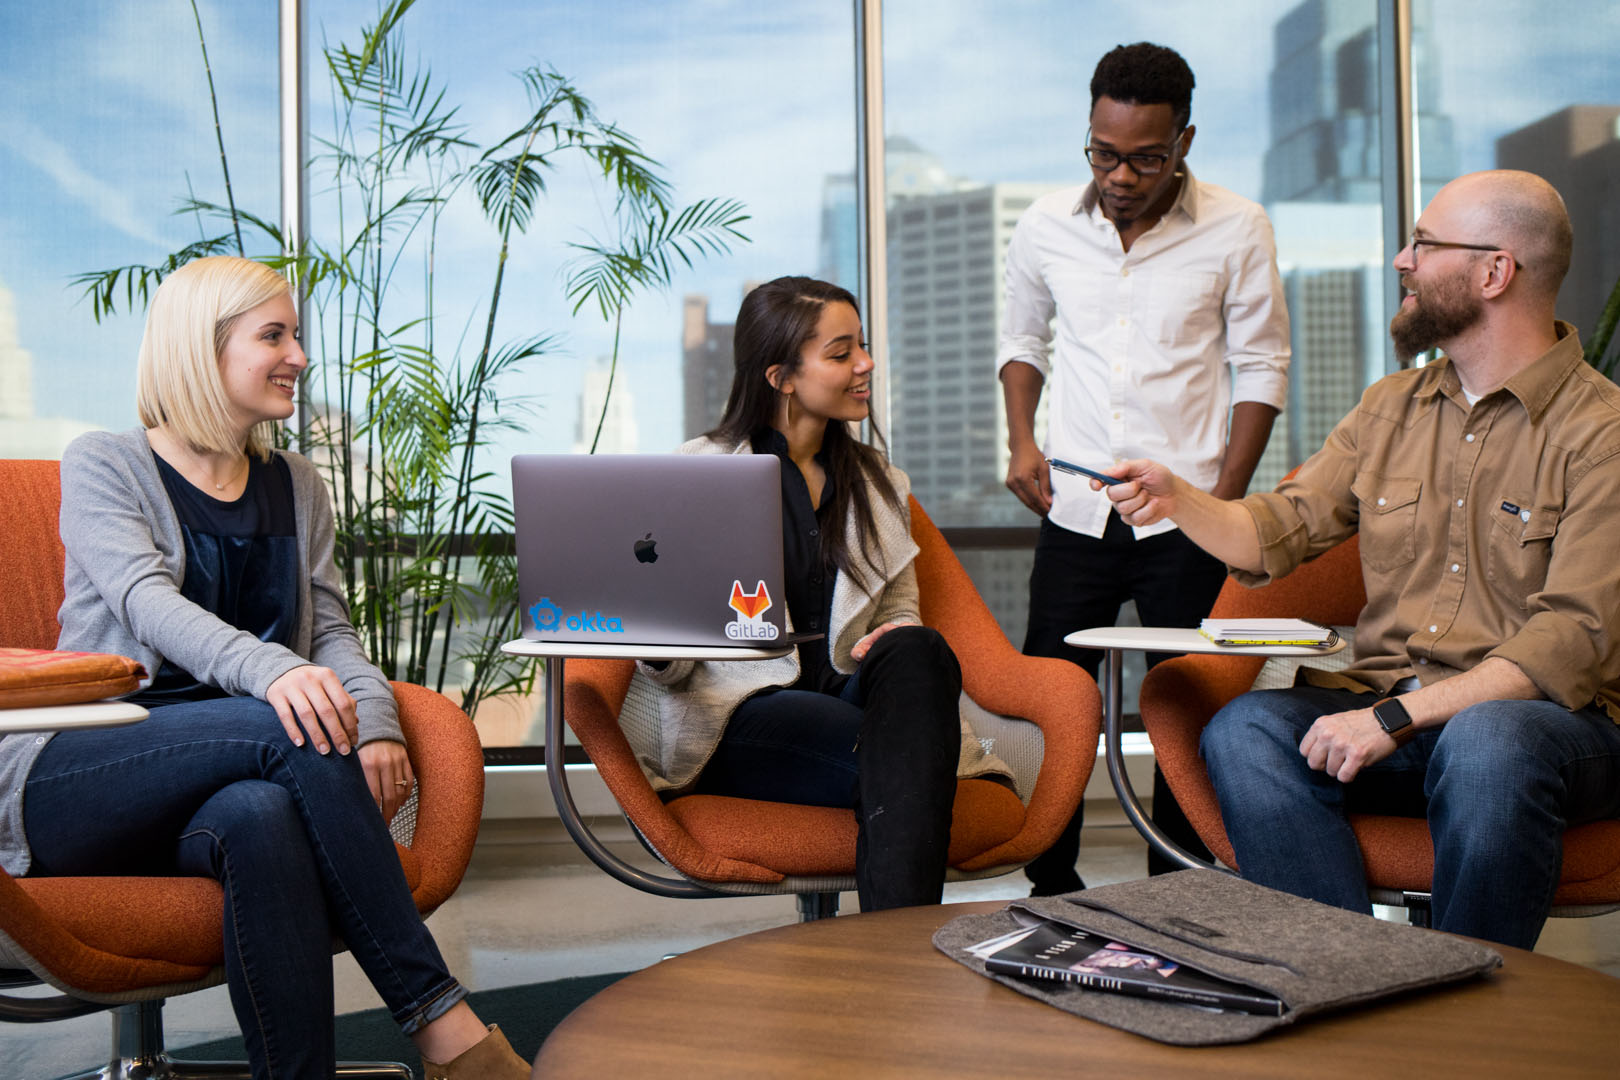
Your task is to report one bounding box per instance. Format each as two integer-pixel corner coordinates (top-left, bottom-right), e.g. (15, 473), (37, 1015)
(170, 972), (628, 1068)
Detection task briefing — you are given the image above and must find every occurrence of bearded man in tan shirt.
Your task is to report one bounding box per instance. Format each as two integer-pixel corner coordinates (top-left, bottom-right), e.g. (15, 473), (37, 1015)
(1098, 169), (1620, 949)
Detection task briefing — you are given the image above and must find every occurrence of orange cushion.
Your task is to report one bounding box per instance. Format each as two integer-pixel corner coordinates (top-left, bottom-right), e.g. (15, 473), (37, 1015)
(1349, 815), (1434, 892)
(11, 846), (419, 969)
(15, 877), (224, 967)
(665, 779), (1027, 879)
(946, 779), (1026, 864)
(4, 842), (424, 995)
(0, 648), (146, 708)
(667, 797), (856, 877)
(1349, 815), (1620, 904)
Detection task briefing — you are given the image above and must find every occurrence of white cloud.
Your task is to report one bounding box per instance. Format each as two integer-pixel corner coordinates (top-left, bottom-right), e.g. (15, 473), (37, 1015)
(0, 115), (172, 249)
(81, 0), (271, 136)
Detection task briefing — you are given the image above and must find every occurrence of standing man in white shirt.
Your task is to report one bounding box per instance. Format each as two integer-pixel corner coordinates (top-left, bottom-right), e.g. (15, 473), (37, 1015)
(999, 43), (1292, 894)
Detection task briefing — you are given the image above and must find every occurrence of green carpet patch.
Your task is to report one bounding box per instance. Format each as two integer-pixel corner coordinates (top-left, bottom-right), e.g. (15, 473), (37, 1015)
(171, 971), (628, 1066)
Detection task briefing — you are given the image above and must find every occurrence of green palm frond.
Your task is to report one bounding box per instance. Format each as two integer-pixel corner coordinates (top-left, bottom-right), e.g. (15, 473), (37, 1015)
(471, 154), (549, 234)
(564, 197), (752, 319)
(72, 235), (241, 321)
(1586, 272), (1620, 380)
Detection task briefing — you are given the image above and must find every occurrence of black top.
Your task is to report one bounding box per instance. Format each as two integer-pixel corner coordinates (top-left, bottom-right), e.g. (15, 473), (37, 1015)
(753, 428), (839, 691)
(134, 453), (300, 705)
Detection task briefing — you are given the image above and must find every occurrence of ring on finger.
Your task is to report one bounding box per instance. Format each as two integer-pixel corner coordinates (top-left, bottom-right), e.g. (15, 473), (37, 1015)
(394, 779), (410, 787)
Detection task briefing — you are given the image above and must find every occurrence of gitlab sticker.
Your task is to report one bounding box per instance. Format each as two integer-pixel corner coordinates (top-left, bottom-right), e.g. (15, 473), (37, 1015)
(726, 580), (780, 641)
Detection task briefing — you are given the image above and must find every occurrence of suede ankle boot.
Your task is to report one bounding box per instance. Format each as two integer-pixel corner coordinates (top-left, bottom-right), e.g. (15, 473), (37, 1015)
(421, 1023), (530, 1080)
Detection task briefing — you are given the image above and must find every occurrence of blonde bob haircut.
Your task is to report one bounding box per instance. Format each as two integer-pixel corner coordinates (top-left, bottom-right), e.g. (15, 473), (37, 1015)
(135, 255), (293, 460)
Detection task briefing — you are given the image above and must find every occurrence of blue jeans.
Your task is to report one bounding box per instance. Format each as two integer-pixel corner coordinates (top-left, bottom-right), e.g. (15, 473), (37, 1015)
(1201, 685), (1620, 949)
(694, 625), (962, 912)
(24, 697), (465, 1080)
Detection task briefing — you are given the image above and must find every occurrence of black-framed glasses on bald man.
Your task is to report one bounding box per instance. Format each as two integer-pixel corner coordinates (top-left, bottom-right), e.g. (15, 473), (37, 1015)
(1408, 235), (1522, 270)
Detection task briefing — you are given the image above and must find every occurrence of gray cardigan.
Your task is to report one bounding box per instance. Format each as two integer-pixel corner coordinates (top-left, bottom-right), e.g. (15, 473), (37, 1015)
(0, 428), (399, 875)
(631, 436), (1008, 793)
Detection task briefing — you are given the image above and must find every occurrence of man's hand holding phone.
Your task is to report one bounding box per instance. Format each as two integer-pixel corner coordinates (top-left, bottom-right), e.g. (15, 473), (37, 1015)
(1101, 459), (1183, 527)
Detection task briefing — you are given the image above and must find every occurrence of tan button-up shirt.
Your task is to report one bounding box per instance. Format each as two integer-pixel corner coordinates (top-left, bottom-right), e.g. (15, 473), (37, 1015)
(1236, 324), (1620, 720)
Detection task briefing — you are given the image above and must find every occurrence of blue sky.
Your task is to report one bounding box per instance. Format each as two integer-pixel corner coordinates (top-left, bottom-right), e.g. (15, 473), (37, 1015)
(3, 0), (1617, 459)
(0, 2), (278, 430)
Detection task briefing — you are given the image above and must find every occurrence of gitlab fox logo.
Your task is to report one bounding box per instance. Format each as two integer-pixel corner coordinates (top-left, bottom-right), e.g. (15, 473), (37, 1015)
(726, 580), (780, 641)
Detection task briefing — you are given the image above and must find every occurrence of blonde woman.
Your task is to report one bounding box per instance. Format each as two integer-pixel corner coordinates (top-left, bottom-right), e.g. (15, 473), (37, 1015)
(0, 256), (528, 1079)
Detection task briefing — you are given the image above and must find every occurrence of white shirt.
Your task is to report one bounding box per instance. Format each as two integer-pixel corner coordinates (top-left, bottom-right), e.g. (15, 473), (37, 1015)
(997, 169), (1291, 539)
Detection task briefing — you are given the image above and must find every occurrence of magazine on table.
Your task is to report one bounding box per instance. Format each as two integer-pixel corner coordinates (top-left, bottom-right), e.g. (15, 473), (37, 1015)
(1198, 617), (1338, 648)
(973, 916), (1286, 1016)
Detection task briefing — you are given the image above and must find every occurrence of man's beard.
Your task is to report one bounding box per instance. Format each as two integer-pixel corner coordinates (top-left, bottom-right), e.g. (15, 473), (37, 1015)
(1390, 272), (1484, 363)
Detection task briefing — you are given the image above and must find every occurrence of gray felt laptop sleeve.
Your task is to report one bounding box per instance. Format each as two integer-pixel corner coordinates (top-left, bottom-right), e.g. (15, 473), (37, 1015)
(933, 869), (1502, 1045)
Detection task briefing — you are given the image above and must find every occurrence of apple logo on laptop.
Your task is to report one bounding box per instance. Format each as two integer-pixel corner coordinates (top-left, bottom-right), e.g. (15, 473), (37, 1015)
(633, 532), (659, 564)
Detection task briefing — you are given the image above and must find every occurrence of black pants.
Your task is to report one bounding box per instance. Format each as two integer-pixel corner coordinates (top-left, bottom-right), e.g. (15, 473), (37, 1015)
(694, 625), (962, 912)
(1022, 513), (1225, 892)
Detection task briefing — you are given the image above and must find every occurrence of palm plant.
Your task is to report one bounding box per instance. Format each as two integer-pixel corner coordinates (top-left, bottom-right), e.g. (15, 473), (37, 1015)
(1586, 271), (1620, 380)
(73, 0), (748, 715)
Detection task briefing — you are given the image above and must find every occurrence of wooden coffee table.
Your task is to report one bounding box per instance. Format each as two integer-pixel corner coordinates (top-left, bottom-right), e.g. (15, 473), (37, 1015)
(534, 901), (1620, 1077)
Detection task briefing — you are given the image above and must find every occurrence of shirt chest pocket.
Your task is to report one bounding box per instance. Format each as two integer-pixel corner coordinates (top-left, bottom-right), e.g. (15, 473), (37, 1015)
(1141, 270), (1222, 351)
(1487, 499), (1560, 611)
(1049, 268), (1118, 341)
(1352, 475), (1420, 572)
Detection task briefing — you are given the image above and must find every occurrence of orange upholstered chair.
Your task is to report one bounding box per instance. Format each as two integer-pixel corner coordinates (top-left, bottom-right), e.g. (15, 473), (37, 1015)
(1138, 530), (1620, 920)
(0, 459), (486, 1077)
(553, 497), (1099, 918)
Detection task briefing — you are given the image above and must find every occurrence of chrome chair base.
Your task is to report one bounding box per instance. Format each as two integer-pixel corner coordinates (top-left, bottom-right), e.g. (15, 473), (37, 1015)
(45, 1002), (411, 1080)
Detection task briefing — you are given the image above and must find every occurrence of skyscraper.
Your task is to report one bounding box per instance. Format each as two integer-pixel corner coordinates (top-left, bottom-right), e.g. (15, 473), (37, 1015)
(815, 135), (984, 297)
(0, 278), (94, 458)
(807, 138), (1057, 638)
(682, 294), (733, 441)
(885, 182), (1056, 524)
(1250, 204), (1385, 493)
(573, 354), (639, 454)
(883, 170), (1062, 643)
(1496, 105), (1620, 342)
(1262, 0), (1456, 207)
(816, 172), (858, 292)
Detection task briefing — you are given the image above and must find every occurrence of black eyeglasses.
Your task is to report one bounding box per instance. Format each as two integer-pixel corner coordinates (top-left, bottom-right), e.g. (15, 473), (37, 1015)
(1409, 235), (1522, 270)
(1083, 128), (1186, 176)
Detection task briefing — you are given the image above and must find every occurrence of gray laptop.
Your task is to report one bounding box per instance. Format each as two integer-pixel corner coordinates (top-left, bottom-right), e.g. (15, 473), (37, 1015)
(511, 454), (793, 648)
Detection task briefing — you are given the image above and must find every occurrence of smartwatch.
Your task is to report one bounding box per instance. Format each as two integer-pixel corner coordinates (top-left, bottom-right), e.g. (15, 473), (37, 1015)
(1373, 696), (1416, 747)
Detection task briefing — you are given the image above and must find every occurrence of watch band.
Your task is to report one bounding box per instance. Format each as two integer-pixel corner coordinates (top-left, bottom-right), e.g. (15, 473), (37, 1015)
(1373, 697), (1416, 747)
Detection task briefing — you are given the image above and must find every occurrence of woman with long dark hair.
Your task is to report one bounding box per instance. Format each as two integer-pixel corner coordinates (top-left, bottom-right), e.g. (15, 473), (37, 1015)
(0, 256), (530, 1079)
(637, 276), (1005, 911)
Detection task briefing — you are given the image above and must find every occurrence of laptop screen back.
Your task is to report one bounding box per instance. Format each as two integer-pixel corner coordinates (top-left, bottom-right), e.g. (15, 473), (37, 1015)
(511, 454), (787, 648)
